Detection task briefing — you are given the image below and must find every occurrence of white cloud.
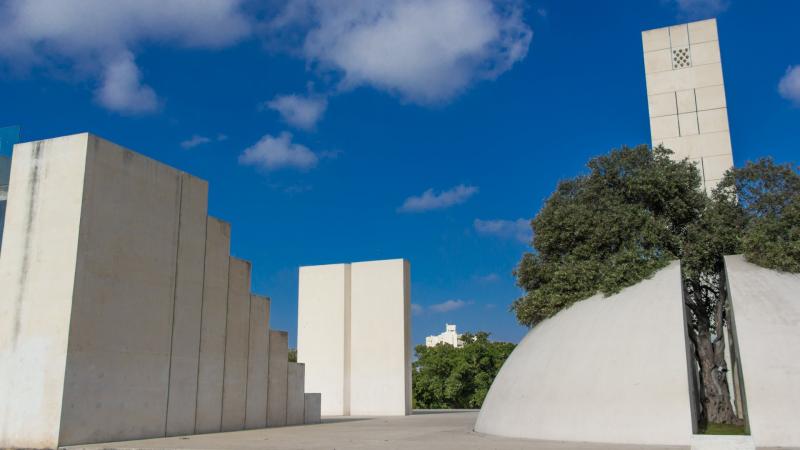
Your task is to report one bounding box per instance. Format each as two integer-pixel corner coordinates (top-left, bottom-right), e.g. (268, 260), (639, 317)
(0, 0), (250, 113)
(95, 51), (158, 114)
(239, 132), (318, 171)
(672, 0), (729, 18)
(265, 94), (328, 130)
(778, 65), (800, 106)
(475, 273), (500, 283)
(429, 299), (468, 313)
(411, 304), (424, 316)
(399, 185), (478, 213)
(474, 218), (531, 243)
(180, 133), (227, 149)
(269, 0), (532, 104)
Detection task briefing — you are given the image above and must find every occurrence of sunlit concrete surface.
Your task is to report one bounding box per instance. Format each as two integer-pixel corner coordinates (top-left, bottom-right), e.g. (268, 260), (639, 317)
(725, 255), (800, 448)
(475, 262), (694, 446)
(64, 411), (688, 450)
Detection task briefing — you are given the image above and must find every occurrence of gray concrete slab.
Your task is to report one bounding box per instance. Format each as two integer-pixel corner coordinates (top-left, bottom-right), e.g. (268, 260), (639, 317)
(64, 411), (689, 450)
(221, 258), (252, 432)
(266, 330), (288, 427)
(244, 295), (269, 430)
(166, 174), (209, 437)
(303, 393), (321, 425)
(286, 363), (305, 425)
(194, 217), (231, 434)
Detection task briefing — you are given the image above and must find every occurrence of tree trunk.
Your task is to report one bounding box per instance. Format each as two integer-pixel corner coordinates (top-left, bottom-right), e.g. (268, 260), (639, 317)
(689, 288), (742, 426)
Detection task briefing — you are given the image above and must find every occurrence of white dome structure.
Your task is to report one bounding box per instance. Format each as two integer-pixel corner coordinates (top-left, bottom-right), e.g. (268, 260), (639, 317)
(475, 261), (696, 446)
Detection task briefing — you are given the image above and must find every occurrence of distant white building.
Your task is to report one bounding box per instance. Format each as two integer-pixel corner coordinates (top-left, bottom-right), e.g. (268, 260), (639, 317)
(425, 324), (463, 348)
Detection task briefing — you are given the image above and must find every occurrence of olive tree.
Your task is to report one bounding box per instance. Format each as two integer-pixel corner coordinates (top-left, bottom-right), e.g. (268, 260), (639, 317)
(513, 145), (799, 426)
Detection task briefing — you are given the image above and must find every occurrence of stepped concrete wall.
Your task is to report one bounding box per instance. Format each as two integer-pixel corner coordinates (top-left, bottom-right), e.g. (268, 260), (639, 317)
(475, 262), (694, 445)
(0, 135), (90, 449)
(0, 134), (321, 448)
(304, 394), (322, 424)
(267, 330), (289, 427)
(221, 258), (252, 432)
(725, 255), (800, 448)
(245, 295), (270, 429)
(194, 217), (231, 434)
(287, 363), (305, 425)
(166, 174), (209, 437)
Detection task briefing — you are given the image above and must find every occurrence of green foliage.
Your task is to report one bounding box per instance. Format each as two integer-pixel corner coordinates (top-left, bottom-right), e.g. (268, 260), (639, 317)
(715, 158), (800, 272)
(513, 145), (706, 326)
(513, 148), (800, 327)
(412, 332), (515, 409)
(288, 348), (297, 363)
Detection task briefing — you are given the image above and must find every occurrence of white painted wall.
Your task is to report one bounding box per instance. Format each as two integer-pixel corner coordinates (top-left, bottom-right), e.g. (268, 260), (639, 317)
(725, 255), (800, 448)
(475, 262), (694, 445)
(350, 259), (411, 416)
(297, 264), (350, 415)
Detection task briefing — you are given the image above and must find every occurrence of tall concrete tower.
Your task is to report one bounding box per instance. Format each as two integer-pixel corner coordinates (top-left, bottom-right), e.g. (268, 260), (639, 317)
(642, 19), (733, 195)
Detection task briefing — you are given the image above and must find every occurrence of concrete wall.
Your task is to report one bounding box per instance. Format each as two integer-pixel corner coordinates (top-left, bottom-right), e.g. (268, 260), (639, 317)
(267, 330), (289, 427)
(304, 394), (321, 425)
(642, 19), (733, 194)
(0, 133), (317, 447)
(0, 135), (89, 449)
(221, 258), (252, 432)
(350, 259), (411, 416)
(475, 262), (694, 445)
(297, 259), (411, 417)
(166, 174), (209, 437)
(297, 264), (350, 415)
(287, 363), (305, 425)
(194, 217), (231, 434)
(245, 295), (270, 430)
(59, 135), (193, 445)
(725, 255), (800, 448)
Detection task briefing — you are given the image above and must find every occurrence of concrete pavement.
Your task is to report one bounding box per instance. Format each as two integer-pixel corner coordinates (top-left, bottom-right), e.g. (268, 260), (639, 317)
(65, 410), (688, 450)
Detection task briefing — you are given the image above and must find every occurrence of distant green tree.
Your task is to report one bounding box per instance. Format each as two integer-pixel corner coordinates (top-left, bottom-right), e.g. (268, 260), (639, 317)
(288, 348), (297, 363)
(512, 146), (799, 426)
(413, 332), (515, 409)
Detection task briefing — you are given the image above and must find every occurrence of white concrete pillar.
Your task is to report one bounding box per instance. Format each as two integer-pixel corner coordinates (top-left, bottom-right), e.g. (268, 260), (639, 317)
(194, 217), (231, 434)
(166, 174), (209, 437)
(221, 257), (252, 432)
(350, 259), (411, 416)
(267, 330), (288, 427)
(304, 393), (322, 425)
(286, 362), (305, 425)
(297, 263), (350, 416)
(245, 294), (270, 429)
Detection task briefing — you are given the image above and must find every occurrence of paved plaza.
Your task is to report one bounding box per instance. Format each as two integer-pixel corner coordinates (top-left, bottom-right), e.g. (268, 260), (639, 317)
(66, 411), (687, 450)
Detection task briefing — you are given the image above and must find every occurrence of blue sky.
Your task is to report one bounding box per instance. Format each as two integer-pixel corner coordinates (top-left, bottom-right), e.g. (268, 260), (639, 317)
(1, 0), (798, 347)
